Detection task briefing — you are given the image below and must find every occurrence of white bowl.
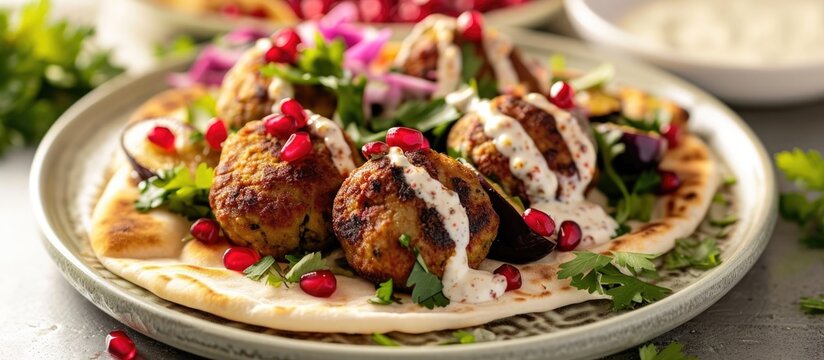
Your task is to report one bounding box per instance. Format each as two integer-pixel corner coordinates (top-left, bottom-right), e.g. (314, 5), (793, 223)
(564, 0), (824, 105)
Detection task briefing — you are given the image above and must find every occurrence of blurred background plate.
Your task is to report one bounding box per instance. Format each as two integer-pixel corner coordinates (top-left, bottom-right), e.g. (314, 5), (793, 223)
(31, 28), (775, 360)
(564, 0), (824, 105)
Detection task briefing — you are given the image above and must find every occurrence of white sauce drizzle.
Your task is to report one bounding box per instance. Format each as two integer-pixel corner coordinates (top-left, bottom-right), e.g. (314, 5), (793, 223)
(306, 113), (355, 176)
(394, 15), (522, 96)
(451, 91), (618, 246)
(267, 77), (295, 113)
(386, 147), (507, 303)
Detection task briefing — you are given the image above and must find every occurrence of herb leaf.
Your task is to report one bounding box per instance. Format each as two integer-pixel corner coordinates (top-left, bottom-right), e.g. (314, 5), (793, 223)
(452, 330), (475, 344)
(558, 251), (671, 310)
(284, 252), (328, 282)
(243, 256), (276, 281)
(372, 333), (400, 347)
(369, 279), (399, 305)
(398, 234), (411, 248)
(135, 163), (214, 220)
(406, 254), (449, 309)
(775, 149), (824, 248)
(776, 149), (824, 191)
(639, 342), (697, 360)
(800, 294), (824, 314)
(664, 237), (722, 270)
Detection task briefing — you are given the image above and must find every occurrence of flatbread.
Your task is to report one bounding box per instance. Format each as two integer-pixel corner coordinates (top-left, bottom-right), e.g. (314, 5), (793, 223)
(89, 89), (719, 333)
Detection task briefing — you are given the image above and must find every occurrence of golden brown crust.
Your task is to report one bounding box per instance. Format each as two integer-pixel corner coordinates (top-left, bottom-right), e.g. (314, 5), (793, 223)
(332, 149), (499, 288)
(129, 86), (211, 124)
(209, 120), (362, 258)
(446, 95), (579, 205)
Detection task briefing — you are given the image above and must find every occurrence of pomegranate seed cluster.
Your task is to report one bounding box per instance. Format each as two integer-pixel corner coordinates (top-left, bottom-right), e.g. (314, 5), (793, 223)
(282, 0), (531, 24)
(522, 207), (583, 252)
(264, 28), (302, 64)
(261, 98), (316, 163)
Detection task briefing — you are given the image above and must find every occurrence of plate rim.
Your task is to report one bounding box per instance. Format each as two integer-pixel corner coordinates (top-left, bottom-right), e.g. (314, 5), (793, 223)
(30, 29), (777, 360)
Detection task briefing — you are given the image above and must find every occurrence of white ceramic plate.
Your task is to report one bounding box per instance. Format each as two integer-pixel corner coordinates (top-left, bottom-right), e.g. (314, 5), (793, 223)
(31, 28), (776, 360)
(564, 0), (824, 105)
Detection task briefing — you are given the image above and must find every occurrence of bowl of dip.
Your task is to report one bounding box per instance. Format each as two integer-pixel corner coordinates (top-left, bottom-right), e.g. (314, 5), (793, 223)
(564, 0), (824, 105)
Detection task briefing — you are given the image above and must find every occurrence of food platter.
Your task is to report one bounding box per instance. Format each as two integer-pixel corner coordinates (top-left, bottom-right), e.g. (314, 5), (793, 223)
(31, 28), (776, 359)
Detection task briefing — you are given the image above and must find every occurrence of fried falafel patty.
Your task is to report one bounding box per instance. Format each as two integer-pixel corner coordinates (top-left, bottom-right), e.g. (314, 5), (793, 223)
(332, 149), (499, 288)
(210, 120), (361, 258)
(216, 44), (337, 129)
(447, 94), (586, 206)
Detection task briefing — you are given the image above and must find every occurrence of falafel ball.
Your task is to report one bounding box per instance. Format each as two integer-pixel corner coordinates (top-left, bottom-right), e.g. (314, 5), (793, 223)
(210, 120), (362, 258)
(216, 43), (337, 129)
(332, 148), (499, 288)
(397, 16), (547, 96)
(447, 94), (586, 206)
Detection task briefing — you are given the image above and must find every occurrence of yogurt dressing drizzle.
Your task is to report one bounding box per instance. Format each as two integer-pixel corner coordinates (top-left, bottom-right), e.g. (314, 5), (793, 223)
(386, 147), (507, 303)
(394, 15), (520, 97)
(450, 91), (618, 246)
(306, 113), (355, 176)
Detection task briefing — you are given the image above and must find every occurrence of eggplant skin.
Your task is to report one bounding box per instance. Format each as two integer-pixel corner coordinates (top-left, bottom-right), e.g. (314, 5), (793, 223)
(216, 47), (337, 129)
(447, 95), (580, 206)
(209, 120), (361, 258)
(332, 149), (499, 288)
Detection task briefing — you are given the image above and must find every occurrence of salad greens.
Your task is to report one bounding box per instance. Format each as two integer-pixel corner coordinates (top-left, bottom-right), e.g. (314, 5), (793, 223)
(135, 163), (214, 220)
(557, 251), (671, 310)
(664, 237), (721, 270)
(0, 0), (122, 157)
(776, 148), (824, 247)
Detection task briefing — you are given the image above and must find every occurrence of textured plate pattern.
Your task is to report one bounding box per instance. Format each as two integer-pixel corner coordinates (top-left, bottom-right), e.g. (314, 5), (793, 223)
(32, 30), (776, 360)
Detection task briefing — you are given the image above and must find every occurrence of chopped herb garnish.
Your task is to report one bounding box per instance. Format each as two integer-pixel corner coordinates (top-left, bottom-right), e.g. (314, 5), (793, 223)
(406, 253), (450, 309)
(664, 237), (721, 270)
(154, 35), (197, 59)
(712, 193), (727, 204)
(372, 333), (400, 347)
(709, 215), (738, 228)
(776, 149), (824, 248)
(639, 341), (697, 360)
(369, 279), (399, 305)
(243, 256), (276, 281)
(723, 176), (737, 186)
(135, 163), (214, 220)
(568, 63), (614, 91)
(452, 330), (475, 344)
(284, 252), (328, 282)
(558, 251), (671, 310)
(398, 234), (411, 248)
(800, 294), (824, 314)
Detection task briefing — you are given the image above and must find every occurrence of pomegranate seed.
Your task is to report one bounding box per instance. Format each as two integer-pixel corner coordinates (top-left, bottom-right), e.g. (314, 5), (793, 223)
(557, 221), (582, 251)
(190, 218), (221, 244)
(493, 264), (522, 291)
(457, 10), (484, 43)
(205, 118), (228, 151)
(300, 270), (337, 297)
(263, 114), (297, 138)
(249, 6), (268, 18)
(361, 141), (389, 159)
(147, 126), (175, 152)
(223, 247), (261, 272)
(386, 127), (424, 152)
(360, 0), (392, 23)
(549, 81), (575, 109)
(421, 136), (431, 150)
(272, 28), (302, 53)
(106, 330), (136, 360)
(396, 0), (431, 22)
(659, 170), (681, 194)
(662, 123), (682, 148)
(264, 46), (294, 64)
(301, 0), (333, 19)
(280, 98), (307, 128)
(522, 208), (555, 237)
(220, 3), (241, 17)
(280, 132), (313, 162)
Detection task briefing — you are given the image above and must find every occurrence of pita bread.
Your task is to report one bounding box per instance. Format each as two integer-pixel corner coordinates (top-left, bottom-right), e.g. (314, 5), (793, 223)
(90, 92), (720, 333)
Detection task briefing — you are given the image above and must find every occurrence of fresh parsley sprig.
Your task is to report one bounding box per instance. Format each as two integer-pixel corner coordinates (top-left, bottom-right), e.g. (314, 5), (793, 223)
(0, 0), (122, 157)
(243, 252), (328, 287)
(135, 163), (214, 220)
(557, 251), (671, 310)
(664, 237), (721, 270)
(639, 341), (697, 360)
(369, 279), (400, 305)
(776, 148), (824, 247)
(407, 253), (450, 309)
